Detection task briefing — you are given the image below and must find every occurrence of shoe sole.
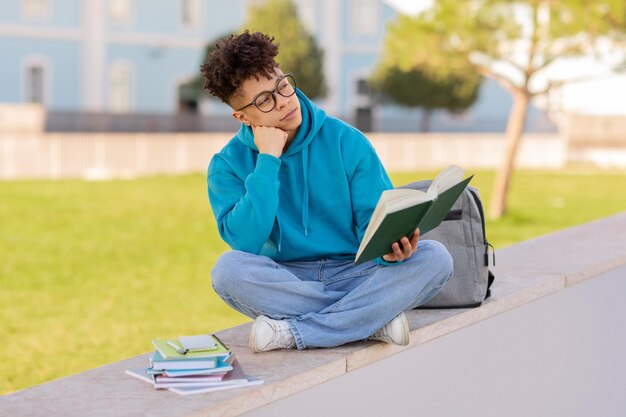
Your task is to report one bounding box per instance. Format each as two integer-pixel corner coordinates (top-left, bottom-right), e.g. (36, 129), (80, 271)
(248, 316), (265, 353)
(367, 312), (411, 346)
(398, 312), (410, 346)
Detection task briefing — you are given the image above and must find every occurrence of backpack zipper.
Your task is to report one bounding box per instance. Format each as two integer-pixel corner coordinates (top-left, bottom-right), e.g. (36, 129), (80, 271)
(467, 188), (495, 267)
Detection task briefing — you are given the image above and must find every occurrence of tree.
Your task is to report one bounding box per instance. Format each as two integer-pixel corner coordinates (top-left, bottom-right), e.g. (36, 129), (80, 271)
(381, 0), (626, 218)
(179, 32), (234, 110)
(243, 0), (327, 99)
(369, 63), (481, 132)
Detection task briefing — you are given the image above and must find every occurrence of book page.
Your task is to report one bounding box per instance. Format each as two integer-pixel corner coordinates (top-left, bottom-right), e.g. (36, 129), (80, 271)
(427, 165), (464, 197)
(382, 188), (430, 212)
(361, 189), (429, 251)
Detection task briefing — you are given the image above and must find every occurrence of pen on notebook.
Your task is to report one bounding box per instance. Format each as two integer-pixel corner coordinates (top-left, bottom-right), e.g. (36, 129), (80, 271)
(166, 340), (188, 354)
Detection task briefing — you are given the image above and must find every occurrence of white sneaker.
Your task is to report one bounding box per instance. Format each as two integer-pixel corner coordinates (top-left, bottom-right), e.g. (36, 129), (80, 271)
(249, 315), (296, 352)
(368, 312), (410, 346)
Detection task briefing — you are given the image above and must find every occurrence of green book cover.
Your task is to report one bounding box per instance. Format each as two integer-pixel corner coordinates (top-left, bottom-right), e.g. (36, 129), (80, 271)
(355, 201), (433, 265)
(152, 334), (230, 361)
(354, 172), (473, 265)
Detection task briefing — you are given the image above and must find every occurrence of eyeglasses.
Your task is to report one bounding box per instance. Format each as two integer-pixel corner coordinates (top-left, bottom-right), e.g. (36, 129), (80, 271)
(236, 73), (297, 113)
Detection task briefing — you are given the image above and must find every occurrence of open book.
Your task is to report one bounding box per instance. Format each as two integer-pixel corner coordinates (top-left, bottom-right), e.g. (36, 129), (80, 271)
(355, 165), (473, 265)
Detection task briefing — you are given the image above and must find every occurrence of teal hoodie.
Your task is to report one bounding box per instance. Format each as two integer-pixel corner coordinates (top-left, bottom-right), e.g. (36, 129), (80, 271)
(207, 89), (393, 262)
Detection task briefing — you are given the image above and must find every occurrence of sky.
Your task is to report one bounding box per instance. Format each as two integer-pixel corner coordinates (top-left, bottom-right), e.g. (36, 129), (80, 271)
(384, 0), (433, 15)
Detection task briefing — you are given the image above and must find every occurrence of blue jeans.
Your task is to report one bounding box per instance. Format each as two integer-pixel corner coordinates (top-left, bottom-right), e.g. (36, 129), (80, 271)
(211, 240), (453, 349)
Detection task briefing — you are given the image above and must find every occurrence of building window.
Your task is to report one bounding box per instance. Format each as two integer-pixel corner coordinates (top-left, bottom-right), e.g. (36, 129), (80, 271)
(24, 63), (46, 104)
(357, 78), (370, 96)
(110, 0), (131, 23)
(109, 63), (132, 113)
(23, 0), (49, 20)
(181, 0), (200, 27)
(350, 0), (378, 37)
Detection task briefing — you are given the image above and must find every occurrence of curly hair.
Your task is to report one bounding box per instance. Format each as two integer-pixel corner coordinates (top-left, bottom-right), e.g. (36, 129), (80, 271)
(201, 31), (280, 104)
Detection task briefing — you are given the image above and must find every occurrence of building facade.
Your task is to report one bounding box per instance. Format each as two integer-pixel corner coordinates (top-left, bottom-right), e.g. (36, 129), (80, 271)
(0, 0), (557, 132)
(0, 0), (243, 114)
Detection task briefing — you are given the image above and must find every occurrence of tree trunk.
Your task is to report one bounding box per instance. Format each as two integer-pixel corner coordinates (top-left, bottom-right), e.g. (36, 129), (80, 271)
(420, 108), (433, 132)
(489, 90), (530, 219)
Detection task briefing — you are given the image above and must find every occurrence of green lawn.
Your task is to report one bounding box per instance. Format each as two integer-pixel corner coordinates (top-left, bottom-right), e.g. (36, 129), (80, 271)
(1, 169), (625, 395)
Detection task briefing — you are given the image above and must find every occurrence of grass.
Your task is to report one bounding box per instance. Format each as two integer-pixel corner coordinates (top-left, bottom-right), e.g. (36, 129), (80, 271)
(1, 169), (625, 395)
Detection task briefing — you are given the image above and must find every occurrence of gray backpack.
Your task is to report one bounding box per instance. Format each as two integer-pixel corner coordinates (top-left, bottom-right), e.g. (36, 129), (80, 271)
(400, 180), (495, 308)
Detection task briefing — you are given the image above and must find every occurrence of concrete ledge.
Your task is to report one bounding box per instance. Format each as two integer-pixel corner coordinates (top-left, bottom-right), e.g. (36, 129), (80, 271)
(2, 213), (626, 417)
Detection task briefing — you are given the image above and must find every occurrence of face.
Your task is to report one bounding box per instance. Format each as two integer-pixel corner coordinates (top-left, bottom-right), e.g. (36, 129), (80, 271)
(231, 71), (303, 138)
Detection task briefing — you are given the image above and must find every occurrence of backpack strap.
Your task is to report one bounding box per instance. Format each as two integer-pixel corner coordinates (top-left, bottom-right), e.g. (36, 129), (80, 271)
(485, 270), (495, 300)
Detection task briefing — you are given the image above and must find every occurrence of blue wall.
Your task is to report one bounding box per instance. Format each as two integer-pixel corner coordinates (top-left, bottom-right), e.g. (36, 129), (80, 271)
(0, 0), (81, 27)
(0, 0), (244, 113)
(106, 0), (243, 38)
(0, 37), (80, 109)
(107, 43), (204, 112)
(340, 53), (378, 113)
(0, 0), (548, 132)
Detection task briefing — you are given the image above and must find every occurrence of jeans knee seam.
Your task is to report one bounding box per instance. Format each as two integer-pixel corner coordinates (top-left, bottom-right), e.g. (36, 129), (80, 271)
(214, 288), (263, 318)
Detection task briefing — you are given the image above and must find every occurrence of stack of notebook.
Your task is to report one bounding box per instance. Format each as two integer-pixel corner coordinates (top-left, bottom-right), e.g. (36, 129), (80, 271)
(125, 334), (262, 395)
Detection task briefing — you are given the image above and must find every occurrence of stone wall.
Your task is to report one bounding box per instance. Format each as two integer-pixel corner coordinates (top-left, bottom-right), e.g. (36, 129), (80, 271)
(0, 104), (45, 133)
(0, 133), (565, 180)
(564, 114), (626, 168)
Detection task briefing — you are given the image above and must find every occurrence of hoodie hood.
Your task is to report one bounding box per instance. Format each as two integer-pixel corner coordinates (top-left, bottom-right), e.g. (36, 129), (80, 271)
(235, 88), (326, 156)
(234, 89), (327, 251)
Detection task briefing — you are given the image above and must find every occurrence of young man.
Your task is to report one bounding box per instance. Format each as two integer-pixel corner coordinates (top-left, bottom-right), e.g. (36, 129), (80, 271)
(202, 31), (453, 353)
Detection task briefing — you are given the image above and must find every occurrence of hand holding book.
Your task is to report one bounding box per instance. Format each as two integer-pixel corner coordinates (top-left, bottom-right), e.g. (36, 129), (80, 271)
(355, 165), (473, 265)
(381, 227), (420, 263)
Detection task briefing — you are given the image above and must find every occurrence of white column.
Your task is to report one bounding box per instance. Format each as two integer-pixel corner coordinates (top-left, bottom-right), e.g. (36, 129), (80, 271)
(321, 0), (341, 115)
(82, 0), (106, 111)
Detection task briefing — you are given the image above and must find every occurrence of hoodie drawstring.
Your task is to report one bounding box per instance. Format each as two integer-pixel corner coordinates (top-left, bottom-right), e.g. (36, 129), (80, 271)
(276, 149), (309, 253)
(302, 147), (309, 237)
(242, 90), (321, 253)
(276, 216), (283, 252)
